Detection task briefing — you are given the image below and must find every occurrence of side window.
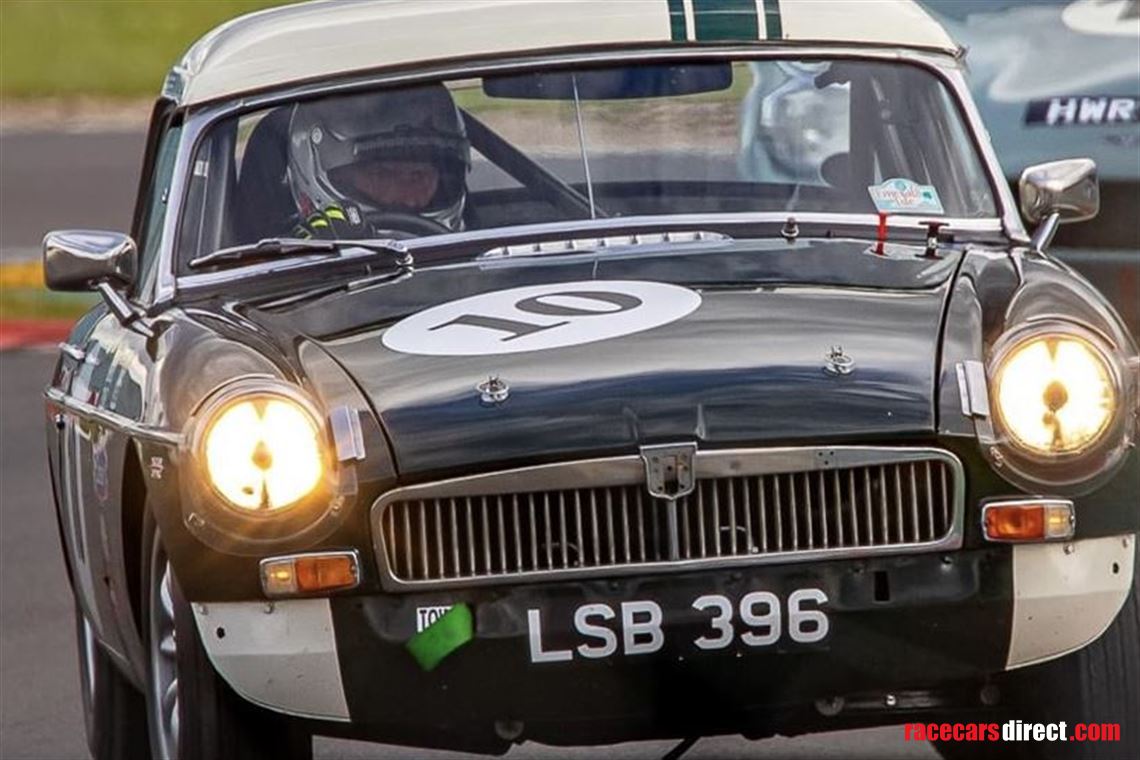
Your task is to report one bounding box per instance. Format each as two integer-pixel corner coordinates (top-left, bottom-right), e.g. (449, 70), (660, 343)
(136, 125), (182, 298)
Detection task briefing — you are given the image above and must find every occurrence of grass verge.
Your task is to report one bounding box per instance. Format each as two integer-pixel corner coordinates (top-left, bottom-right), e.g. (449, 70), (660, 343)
(0, 262), (96, 321)
(0, 0), (289, 99)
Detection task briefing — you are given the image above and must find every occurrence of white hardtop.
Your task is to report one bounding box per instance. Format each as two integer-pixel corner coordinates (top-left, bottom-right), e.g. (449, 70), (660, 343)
(171, 0), (959, 106)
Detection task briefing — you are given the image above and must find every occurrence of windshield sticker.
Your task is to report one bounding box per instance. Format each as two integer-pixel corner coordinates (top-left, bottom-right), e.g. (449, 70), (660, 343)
(867, 178), (945, 215)
(382, 280), (701, 356)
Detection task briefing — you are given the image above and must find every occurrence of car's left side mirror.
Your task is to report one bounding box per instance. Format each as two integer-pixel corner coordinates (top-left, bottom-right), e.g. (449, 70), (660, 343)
(1018, 158), (1099, 253)
(43, 230), (152, 335)
(43, 229), (137, 292)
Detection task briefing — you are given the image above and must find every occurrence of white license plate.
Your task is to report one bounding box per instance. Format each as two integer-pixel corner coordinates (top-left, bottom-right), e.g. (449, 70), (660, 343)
(526, 587), (829, 663)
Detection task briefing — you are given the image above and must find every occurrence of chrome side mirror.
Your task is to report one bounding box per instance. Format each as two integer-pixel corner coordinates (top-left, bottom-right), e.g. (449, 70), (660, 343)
(1018, 159), (1099, 253)
(43, 230), (152, 336)
(43, 230), (137, 291)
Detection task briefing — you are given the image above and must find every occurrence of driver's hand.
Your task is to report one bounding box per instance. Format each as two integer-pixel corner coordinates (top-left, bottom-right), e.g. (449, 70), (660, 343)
(292, 204), (369, 240)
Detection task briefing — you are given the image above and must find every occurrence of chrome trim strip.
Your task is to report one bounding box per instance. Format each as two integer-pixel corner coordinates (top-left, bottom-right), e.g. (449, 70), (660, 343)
(328, 406), (366, 462)
(176, 213), (1003, 292)
(44, 386), (183, 446)
(159, 45), (1021, 306)
(369, 445), (965, 592)
(58, 342), (87, 362)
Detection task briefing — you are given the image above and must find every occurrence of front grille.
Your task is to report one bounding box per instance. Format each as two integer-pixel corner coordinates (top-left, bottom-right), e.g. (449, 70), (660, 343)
(374, 448), (962, 589)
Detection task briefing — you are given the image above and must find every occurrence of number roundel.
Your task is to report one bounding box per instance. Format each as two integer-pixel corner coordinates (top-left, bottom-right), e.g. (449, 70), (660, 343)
(382, 280), (702, 356)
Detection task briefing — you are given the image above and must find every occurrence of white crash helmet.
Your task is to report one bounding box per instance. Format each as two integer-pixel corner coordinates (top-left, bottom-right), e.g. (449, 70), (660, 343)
(287, 84), (471, 232)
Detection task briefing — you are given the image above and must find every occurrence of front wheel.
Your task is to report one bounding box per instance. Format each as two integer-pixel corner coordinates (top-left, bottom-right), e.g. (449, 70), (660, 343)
(142, 512), (311, 760)
(75, 604), (148, 760)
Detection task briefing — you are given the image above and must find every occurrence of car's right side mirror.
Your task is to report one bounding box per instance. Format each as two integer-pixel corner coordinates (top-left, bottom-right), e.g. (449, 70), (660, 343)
(1018, 158), (1099, 253)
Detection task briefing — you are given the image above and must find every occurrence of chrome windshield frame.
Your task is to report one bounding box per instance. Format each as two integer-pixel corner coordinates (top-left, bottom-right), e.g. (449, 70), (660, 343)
(153, 45), (1025, 308)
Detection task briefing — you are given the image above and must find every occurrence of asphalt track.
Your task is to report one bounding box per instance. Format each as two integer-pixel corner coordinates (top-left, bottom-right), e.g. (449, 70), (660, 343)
(0, 128), (931, 759)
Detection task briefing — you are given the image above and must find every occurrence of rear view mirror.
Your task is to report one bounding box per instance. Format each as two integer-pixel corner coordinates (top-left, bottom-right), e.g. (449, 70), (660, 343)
(484, 63), (732, 100)
(43, 230), (136, 292)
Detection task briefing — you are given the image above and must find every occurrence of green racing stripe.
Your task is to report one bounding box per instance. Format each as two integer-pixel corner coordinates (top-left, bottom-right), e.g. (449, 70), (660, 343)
(693, 0), (759, 41)
(762, 0), (783, 39)
(667, 0), (687, 41)
(666, 0), (780, 43)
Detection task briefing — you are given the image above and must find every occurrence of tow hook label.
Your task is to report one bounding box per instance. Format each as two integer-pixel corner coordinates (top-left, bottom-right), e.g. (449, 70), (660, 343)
(416, 605), (453, 633)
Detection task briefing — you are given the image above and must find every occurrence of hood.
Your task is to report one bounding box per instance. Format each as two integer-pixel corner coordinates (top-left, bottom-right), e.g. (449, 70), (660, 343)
(251, 238), (962, 476)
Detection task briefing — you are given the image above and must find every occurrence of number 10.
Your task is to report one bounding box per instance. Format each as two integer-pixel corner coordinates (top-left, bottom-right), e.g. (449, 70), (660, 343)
(691, 589), (829, 650)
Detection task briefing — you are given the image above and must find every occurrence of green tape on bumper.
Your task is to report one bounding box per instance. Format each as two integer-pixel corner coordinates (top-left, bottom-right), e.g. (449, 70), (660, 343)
(405, 603), (474, 671)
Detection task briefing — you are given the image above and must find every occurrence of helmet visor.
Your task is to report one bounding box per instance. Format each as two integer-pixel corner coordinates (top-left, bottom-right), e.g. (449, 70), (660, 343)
(327, 140), (466, 214)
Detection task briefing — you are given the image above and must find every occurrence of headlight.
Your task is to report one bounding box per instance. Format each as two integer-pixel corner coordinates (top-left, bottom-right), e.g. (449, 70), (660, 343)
(992, 331), (1118, 457)
(198, 389), (326, 512)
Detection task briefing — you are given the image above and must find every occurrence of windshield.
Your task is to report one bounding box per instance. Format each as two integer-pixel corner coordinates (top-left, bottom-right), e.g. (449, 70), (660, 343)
(177, 58), (998, 270)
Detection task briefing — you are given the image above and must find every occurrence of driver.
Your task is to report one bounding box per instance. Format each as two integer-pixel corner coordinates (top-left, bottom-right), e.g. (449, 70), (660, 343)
(286, 83), (470, 239)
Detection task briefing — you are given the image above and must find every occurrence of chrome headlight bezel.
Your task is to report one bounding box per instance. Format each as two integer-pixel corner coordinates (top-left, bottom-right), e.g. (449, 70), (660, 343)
(180, 376), (347, 555)
(986, 320), (1133, 490)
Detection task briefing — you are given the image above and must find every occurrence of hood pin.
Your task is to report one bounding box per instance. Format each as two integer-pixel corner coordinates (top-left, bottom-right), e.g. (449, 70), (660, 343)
(477, 375), (510, 405)
(823, 345), (855, 376)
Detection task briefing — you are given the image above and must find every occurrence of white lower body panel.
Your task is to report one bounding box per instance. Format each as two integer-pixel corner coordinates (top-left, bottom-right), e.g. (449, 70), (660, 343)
(192, 598), (350, 721)
(1007, 533), (1135, 670)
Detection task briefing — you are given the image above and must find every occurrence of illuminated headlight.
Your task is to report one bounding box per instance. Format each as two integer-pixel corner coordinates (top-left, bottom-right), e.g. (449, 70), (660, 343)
(991, 326), (1120, 459)
(197, 388), (326, 512)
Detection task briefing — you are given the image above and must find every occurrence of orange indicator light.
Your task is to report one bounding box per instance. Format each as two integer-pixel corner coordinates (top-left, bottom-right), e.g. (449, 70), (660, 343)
(982, 500), (1074, 543)
(260, 552), (360, 597)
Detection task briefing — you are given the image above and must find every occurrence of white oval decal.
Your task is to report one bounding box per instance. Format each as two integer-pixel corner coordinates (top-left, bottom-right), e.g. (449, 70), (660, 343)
(382, 280), (701, 356)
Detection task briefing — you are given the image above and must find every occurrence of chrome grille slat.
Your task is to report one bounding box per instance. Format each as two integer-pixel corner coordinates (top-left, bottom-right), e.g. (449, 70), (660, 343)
(756, 476), (768, 553)
(402, 504), (413, 579)
(512, 494), (522, 572)
(833, 469), (844, 548)
(696, 486), (707, 558)
(378, 449), (962, 588)
(802, 472), (814, 550)
(770, 478), (779, 549)
(727, 481), (738, 556)
(434, 500), (444, 578)
(635, 489), (646, 562)
(605, 489), (616, 565)
(711, 483), (722, 557)
(589, 490), (600, 566)
(449, 499), (460, 576)
(496, 496), (507, 573)
(847, 469), (858, 546)
(880, 468), (891, 544)
(786, 475), (798, 550)
(574, 491), (585, 568)
(464, 497), (476, 575)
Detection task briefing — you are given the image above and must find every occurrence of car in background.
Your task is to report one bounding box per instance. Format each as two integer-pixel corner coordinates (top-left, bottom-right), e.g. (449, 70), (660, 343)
(41, 1), (1138, 759)
(922, 0), (1140, 336)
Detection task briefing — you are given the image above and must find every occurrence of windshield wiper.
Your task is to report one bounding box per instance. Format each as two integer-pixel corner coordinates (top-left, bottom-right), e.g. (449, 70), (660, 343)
(187, 237), (413, 270)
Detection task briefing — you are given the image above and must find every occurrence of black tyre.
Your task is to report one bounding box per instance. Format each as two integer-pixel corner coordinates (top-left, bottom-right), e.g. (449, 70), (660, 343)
(75, 603), (149, 760)
(142, 510), (312, 760)
(936, 539), (1138, 760)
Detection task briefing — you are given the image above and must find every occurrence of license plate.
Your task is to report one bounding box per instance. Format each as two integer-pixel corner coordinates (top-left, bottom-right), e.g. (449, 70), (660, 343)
(526, 587), (829, 663)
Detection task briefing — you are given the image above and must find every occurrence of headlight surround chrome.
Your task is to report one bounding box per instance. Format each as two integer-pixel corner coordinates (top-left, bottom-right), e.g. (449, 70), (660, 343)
(987, 321), (1132, 489)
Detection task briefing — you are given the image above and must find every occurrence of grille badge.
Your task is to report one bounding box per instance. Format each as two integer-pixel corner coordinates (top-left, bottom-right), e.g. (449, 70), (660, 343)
(641, 443), (697, 500)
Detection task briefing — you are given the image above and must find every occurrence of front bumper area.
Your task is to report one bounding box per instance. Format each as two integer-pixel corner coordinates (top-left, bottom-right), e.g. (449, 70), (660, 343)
(192, 535), (1135, 750)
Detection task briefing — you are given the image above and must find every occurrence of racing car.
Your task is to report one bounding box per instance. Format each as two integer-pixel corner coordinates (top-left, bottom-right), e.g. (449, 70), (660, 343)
(43, 1), (1138, 758)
